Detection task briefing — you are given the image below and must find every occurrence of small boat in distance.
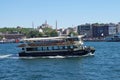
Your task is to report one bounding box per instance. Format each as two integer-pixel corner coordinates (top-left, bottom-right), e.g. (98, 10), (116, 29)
(18, 35), (95, 57)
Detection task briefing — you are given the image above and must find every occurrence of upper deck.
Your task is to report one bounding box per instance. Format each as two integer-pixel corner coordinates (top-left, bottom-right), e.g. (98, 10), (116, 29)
(22, 35), (84, 41)
(18, 35), (84, 47)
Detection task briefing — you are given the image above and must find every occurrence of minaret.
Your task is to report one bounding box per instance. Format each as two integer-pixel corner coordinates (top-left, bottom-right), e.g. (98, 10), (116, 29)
(45, 20), (47, 28)
(56, 20), (57, 30)
(45, 20), (47, 24)
(32, 22), (34, 29)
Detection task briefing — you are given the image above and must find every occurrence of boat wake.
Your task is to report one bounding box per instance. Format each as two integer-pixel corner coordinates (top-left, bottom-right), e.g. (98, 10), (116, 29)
(0, 54), (79, 59)
(19, 56), (66, 59)
(0, 54), (13, 59)
(0, 53), (94, 59)
(83, 53), (95, 57)
(43, 56), (66, 59)
(0, 54), (20, 59)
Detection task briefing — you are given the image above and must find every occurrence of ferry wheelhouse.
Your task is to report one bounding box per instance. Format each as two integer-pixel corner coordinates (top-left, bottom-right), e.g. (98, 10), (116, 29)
(18, 35), (95, 57)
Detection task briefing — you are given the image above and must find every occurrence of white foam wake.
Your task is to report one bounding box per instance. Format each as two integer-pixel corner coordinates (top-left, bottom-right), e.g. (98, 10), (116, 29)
(83, 52), (95, 57)
(19, 56), (66, 59)
(0, 54), (12, 59)
(47, 56), (65, 59)
(19, 57), (37, 59)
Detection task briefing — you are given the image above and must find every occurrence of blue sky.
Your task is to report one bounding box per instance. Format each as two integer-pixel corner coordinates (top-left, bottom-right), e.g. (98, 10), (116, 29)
(0, 0), (120, 28)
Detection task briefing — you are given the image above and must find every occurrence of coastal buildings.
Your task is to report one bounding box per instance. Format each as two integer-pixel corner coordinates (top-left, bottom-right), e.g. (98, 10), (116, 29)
(77, 24), (92, 38)
(0, 33), (25, 43)
(108, 23), (117, 35)
(116, 22), (120, 33)
(92, 23), (109, 38)
(77, 23), (120, 39)
(1, 22), (120, 42)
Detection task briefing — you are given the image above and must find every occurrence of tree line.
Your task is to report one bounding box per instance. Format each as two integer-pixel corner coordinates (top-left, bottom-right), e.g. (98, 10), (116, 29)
(0, 27), (58, 38)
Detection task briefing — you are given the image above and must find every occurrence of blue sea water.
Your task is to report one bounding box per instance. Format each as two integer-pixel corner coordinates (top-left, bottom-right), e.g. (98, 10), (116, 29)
(0, 42), (120, 80)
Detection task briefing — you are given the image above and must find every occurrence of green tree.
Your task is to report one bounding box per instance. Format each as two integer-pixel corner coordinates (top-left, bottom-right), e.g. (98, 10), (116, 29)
(42, 27), (58, 37)
(0, 27), (58, 38)
(38, 32), (43, 37)
(27, 30), (38, 38)
(42, 27), (52, 36)
(0, 27), (32, 35)
(50, 30), (58, 37)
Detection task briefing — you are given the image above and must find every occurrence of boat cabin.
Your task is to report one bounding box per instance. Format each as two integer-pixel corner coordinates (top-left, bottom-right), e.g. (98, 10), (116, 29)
(18, 36), (84, 53)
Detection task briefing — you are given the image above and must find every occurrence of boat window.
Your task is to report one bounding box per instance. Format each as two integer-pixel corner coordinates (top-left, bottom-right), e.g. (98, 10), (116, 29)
(65, 46), (68, 49)
(22, 48), (24, 50)
(53, 46), (59, 50)
(26, 48), (37, 51)
(43, 47), (47, 51)
(70, 45), (74, 49)
(62, 46), (67, 50)
(48, 46), (53, 50)
(38, 47), (43, 51)
(59, 46), (63, 50)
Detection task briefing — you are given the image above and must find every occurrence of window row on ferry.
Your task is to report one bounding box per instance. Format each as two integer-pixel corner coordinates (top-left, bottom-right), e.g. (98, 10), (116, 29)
(26, 45), (76, 51)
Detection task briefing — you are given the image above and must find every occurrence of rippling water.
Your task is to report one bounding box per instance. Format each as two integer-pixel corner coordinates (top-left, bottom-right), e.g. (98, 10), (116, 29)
(0, 42), (120, 80)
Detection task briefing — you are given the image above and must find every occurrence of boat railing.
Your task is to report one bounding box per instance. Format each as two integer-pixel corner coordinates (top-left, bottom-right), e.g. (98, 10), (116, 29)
(18, 40), (77, 47)
(27, 41), (74, 47)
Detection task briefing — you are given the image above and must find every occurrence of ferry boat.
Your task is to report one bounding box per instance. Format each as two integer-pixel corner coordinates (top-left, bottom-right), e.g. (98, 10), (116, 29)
(18, 35), (95, 57)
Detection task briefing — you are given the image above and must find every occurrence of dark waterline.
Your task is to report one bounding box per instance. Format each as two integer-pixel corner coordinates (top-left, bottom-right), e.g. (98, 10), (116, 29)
(0, 42), (120, 80)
